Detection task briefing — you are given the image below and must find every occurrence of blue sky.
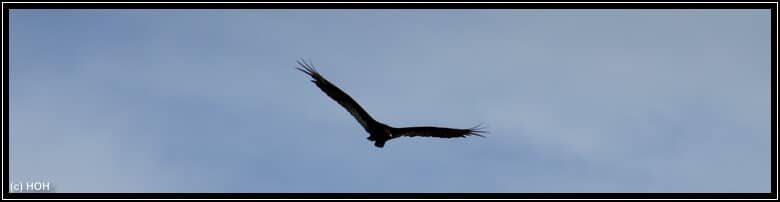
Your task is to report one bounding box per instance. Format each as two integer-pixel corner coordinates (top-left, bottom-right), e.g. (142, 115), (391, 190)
(9, 9), (771, 193)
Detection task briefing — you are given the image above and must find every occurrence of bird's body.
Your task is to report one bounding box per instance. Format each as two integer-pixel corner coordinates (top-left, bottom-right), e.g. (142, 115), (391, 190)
(365, 122), (394, 148)
(296, 59), (486, 148)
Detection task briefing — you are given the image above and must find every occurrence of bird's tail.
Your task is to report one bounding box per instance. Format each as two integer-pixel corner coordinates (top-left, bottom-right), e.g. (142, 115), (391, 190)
(373, 140), (387, 148)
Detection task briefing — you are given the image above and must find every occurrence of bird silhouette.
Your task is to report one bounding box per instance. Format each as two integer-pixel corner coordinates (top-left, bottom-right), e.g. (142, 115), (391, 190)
(297, 59), (486, 148)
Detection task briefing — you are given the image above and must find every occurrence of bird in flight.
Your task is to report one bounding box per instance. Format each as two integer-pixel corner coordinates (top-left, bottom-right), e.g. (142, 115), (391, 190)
(296, 59), (487, 148)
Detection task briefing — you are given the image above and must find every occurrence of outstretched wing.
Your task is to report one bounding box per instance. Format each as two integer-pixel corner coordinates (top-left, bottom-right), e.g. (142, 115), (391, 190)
(395, 124), (487, 138)
(297, 59), (376, 130)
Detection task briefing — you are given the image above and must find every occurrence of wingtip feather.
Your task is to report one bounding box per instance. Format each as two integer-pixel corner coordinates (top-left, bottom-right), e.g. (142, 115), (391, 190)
(467, 123), (489, 138)
(296, 58), (321, 78)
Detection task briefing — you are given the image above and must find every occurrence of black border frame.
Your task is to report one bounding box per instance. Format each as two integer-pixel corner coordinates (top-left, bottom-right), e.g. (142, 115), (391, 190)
(2, 2), (777, 200)
(0, 2), (775, 9)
